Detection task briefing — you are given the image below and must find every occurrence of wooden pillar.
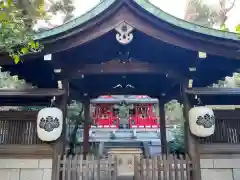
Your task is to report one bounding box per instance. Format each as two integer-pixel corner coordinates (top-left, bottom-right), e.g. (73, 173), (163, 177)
(181, 82), (201, 180)
(51, 80), (69, 180)
(83, 98), (90, 159)
(159, 99), (167, 154)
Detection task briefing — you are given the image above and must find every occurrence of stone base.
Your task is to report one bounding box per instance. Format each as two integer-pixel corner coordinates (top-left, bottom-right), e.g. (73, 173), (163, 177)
(201, 158), (240, 180)
(0, 159), (52, 180)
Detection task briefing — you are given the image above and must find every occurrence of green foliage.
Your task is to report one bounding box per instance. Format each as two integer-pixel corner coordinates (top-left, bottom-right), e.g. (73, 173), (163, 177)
(219, 24), (229, 31)
(235, 24), (240, 33)
(168, 123), (185, 154)
(0, 0), (75, 63)
(48, 0), (75, 23)
(235, 24), (240, 38)
(0, 69), (38, 111)
(186, 0), (218, 27)
(0, 70), (29, 89)
(165, 100), (184, 123)
(187, 0), (237, 30)
(219, 23), (240, 35)
(165, 100), (185, 153)
(20, 106), (42, 111)
(67, 101), (85, 155)
(0, 0), (44, 63)
(68, 100), (84, 125)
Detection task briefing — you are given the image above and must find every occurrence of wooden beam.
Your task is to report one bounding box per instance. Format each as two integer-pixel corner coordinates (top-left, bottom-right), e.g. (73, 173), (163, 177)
(0, 89), (66, 106)
(72, 88), (163, 99)
(0, 144), (53, 158)
(0, 88), (65, 97)
(63, 60), (184, 79)
(186, 87), (240, 95)
(199, 144), (240, 154)
(69, 80), (167, 97)
(182, 82), (201, 180)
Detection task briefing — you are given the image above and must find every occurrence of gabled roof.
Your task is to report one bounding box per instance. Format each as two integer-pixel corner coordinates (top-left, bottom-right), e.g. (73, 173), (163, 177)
(1, 0), (240, 101)
(26, 0), (239, 61)
(35, 0), (239, 41)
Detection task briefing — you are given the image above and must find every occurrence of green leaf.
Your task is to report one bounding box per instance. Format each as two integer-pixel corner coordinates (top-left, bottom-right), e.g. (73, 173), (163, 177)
(220, 24), (229, 32)
(0, 1), (4, 9)
(7, 0), (13, 6)
(0, 0), (46, 62)
(235, 24), (240, 33)
(0, 11), (7, 21)
(21, 47), (29, 54)
(13, 55), (20, 64)
(28, 40), (35, 48)
(4, 2), (9, 8)
(35, 42), (39, 49)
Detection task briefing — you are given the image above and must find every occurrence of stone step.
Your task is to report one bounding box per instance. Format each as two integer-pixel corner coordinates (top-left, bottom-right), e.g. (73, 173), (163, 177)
(108, 148), (143, 154)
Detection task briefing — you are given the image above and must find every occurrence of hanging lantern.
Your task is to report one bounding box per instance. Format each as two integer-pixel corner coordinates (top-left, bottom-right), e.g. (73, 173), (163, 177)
(189, 106), (215, 137)
(37, 107), (63, 142)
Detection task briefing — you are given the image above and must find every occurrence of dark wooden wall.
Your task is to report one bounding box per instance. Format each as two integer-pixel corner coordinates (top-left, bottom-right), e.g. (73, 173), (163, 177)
(199, 109), (240, 155)
(0, 110), (53, 158)
(199, 110), (240, 144)
(0, 111), (42, 144)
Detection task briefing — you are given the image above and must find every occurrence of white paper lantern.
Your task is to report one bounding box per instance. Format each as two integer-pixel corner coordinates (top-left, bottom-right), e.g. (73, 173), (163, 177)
(189, 106), (215, 137)
(37, 107), (63, 142)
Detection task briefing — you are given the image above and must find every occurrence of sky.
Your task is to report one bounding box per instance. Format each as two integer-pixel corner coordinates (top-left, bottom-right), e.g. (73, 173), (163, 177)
(72, 0), (188, 19)
(224, 0), (240, 30)
(41, 0), (240, 32)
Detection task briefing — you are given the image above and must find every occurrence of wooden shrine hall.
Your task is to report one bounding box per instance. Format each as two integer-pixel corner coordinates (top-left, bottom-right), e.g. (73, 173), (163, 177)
(0, 0), (240, 180)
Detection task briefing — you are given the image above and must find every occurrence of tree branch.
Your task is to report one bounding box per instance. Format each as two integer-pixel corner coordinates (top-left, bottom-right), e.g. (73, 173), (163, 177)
(225, 0), (236, 12)
(219, 0), (225, 8)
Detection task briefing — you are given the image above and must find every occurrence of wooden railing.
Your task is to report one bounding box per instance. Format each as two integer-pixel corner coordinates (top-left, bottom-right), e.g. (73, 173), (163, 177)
(55, 154), (192, 180)
(0, 111), (44, 145)
(199, 110), (240, 144)
(56, 155), (118, 180)
(134, 154), (192, 180)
